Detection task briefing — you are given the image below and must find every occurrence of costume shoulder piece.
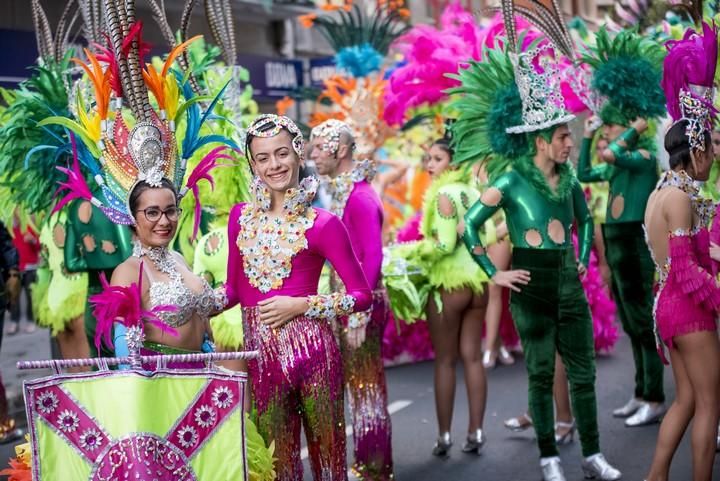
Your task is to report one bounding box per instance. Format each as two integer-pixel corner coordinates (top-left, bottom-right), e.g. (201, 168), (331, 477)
(419, 169), (468, 238)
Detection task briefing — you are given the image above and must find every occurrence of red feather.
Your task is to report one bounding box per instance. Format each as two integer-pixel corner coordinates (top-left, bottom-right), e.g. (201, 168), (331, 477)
(0, 458), (32, 481)
(94, 35), (122, 97)
(122, 21), (152, 63)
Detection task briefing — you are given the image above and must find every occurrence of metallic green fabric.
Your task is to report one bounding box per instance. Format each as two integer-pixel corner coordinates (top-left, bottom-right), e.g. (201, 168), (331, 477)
(602, 223), (664, 402)
(577, 129), (658, 224)
(64, 200), (132, 271)
(510, 248), (599, 458)
(463, 169), (593, 278)
(143, 341), (199, 355)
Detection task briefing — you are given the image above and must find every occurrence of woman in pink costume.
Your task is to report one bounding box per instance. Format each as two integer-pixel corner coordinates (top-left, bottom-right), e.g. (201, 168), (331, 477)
(644, 23), (720, 481)
(226, 114), (372, 481)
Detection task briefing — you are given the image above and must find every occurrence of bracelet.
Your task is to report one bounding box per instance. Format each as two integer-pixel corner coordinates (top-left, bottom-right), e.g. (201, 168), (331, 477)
(347, 310), (371, 329)
(305, 293), (356, 321)
(212, 285), (228, 312)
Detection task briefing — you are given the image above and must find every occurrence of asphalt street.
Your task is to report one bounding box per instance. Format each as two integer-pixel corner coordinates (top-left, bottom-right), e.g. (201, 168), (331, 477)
(306, 334), (718, 481)
(0, 324), (717, 480)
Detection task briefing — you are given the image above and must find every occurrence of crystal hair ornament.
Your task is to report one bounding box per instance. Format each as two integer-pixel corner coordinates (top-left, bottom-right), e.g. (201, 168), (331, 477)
(501, 0), (576, 134)
(310, 119), (355, 154)
(245, 114), (305, 161)
(662, 22), (719, 152)
(47, 2), (237, 239)
(506, 42), (576, 134)
(678, 86), (716, 151)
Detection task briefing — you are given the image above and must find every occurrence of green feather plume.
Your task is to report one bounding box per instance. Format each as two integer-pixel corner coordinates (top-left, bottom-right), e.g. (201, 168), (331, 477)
(0, 53), (73, 215)
(445, 45), (558, 181)
(311, 4), (409, 55)
(446, 46), (520, 174)
(582, 28), (666, 125)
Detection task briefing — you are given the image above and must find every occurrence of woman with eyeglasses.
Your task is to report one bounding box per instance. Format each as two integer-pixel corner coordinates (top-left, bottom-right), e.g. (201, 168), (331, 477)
(109, 178), (222, 366)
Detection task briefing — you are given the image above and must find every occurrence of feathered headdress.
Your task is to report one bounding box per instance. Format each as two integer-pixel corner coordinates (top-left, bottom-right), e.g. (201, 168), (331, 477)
(662, 21), (718, 151)
(447, 1), (577, 171)
(300, 1), (410, 78)
(172, 3), (257, 249)
(310, 74), (394, 158)
(447, 46), (524, 171)
(581, 28), (666, 126)
(49, 0), (237, 239)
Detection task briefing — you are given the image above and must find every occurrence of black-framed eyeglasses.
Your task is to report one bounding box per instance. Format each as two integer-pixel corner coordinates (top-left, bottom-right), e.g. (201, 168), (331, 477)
(135, 206), (182, 222)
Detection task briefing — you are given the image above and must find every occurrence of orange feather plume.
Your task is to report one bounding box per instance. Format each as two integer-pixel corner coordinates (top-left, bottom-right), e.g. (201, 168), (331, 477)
(72, 49), (111, 120)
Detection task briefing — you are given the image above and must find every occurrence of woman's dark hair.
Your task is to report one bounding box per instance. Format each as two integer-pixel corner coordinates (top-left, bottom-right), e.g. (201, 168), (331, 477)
(665, 120), (711, 169)
(128, 178), (178, 217)
(431, 138), (454, 157)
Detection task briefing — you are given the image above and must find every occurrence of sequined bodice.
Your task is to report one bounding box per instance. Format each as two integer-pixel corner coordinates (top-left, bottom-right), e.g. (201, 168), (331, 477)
(647, 170), (714, 284)
(134, 243), (215, 328)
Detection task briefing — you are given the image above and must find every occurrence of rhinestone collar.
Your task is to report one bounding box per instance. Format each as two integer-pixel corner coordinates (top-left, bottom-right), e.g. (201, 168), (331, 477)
(132, 240), (178, 280)
(238, 177), (318, 293)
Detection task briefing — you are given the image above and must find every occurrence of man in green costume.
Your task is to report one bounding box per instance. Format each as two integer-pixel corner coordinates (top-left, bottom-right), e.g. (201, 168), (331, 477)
(577, 29), (667, 427)
(450, 35), (621, 481)
(64, 198), (132, 357)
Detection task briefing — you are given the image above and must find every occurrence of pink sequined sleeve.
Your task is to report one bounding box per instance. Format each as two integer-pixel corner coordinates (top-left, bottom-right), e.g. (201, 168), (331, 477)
(344, 187), (384, 289)
(668, 231), (720, 312)
(314, 213), (373, 312)
(225, 203), (244, 309)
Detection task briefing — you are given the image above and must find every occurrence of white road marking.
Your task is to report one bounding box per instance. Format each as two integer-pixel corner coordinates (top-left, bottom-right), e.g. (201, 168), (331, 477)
(300, 399), (413, 461)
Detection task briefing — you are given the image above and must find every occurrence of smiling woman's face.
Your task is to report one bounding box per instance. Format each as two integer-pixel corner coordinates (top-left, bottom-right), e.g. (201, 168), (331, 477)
(249, 130), (301, 192)
(132, 187), (178, 247)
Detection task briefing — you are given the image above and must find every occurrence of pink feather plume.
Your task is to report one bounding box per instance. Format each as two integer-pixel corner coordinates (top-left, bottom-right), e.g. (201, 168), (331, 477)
(185, 146), (235, 240)
(384, 9), (588, 126)
(122, 21), (152, 63)
(663, 22), (718, 122)
(383, 1), (483, 126)
(53, 134), (94, 214)
(95, 35), (122, 97)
